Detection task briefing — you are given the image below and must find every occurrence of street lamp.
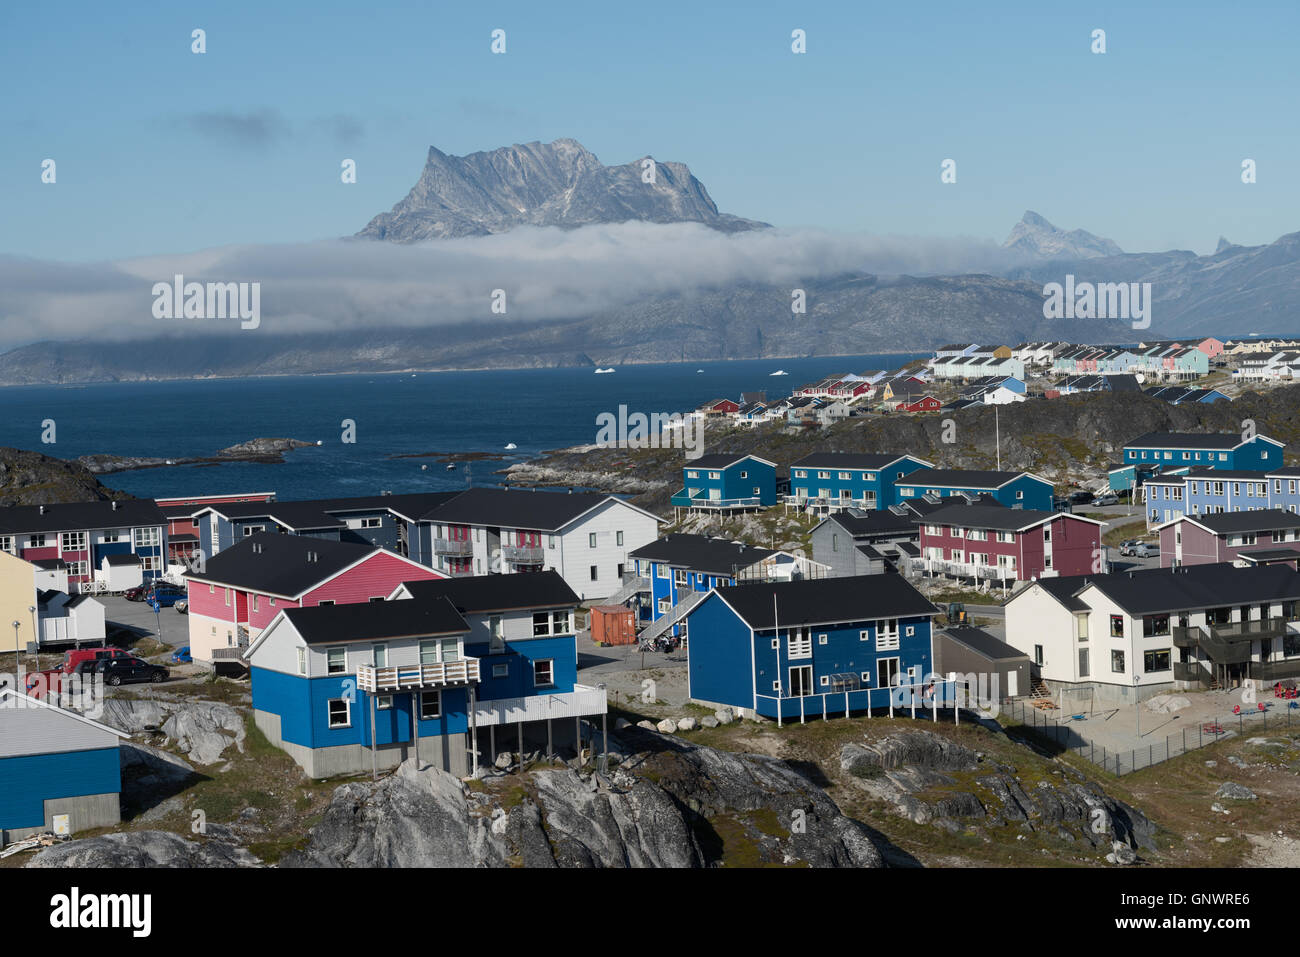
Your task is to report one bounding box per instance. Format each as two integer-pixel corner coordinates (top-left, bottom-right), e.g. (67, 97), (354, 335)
(1133, 673), (1142, 738)
(11, 620), (21, 691)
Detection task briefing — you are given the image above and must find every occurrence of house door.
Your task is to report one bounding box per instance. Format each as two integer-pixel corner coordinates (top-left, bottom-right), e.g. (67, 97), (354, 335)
(788, 665), (814, 697)
(1006, 670), (1018, 697)
(878, 657), (901, 687)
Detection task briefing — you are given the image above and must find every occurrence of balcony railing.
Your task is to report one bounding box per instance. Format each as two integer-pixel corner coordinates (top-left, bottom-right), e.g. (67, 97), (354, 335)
(670, 489), (763, 509)
(920, 558), (1016, 580)
(356, 658), (480, 693)
(434, 538), (473, 556)
(1249, 658), (1300, 681)
(783, 494), (878, 510)
(472, 683), (607, 727)
(1209, 617), (1288, 642)
(1173, 661), (1209, 683)
(501, 544), (544, 564)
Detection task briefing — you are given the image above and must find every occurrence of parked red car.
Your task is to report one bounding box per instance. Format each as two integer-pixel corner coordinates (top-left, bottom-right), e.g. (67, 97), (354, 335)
(25, 646), (132, 697)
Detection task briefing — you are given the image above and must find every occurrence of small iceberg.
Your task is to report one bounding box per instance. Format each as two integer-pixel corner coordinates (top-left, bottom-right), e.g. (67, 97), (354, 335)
(445, 463), (457, 471)
(769, 369), (789, 376)
(594, 367), (615, 374)
(505, 442), (517, 450)
(696, 368), (704, 373)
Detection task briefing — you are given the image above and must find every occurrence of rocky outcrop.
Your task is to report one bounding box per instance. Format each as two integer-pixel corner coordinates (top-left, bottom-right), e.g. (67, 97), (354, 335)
(841, 731), (1156, 853)
(78, 438), (313, 475)
(102, 698), (245, 766)
(0, 446), (129, 506)
(26, 831), (259, 868)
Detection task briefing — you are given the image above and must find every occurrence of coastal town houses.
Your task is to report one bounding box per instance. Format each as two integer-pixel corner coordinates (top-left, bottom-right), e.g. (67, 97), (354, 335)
(157, 492), (275, 565)
(684, 575), (939, 721)
(810, 509), (920, 578)
(0, 687), (127, 842)
(245, 572), (604, 778)
(913, 503), (1105, 584)
(1004, 563), (1300, 704)
(182, 532), (445, 664)
(671, 454), (778, 516)
(1156, 510), (1300, 568)
(786, 452), (932, 513)
(421, 488), (661, 601)
(626, 534), (827, 635)
(894, 469), (1055, 511)
(1121, 431), (1284, 473)
(0, 499), (168, 594)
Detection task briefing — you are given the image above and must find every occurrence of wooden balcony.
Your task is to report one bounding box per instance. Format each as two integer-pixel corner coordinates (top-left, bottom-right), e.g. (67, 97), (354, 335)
(356, 658), (480, 693)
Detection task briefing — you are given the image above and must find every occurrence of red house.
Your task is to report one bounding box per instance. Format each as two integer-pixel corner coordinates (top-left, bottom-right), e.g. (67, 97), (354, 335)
(700, 398), (740, 416)
(917, 503), (1104, 583)
(897, 394), (942, 412)
(183, 532), (444, 663)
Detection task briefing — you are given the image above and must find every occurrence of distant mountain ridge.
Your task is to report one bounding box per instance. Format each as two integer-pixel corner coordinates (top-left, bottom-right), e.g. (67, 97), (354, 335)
(357, 138), (768, 241)
(1002, 210), (1124, 261)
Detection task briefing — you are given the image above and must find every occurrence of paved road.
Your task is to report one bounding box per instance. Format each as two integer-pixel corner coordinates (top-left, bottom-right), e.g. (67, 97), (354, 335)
(100, 595), (187, 649)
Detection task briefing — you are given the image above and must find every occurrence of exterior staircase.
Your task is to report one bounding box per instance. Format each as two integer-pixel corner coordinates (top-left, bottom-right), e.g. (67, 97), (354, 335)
(606, 576), (649, 606)
(638, 590), (705, 642)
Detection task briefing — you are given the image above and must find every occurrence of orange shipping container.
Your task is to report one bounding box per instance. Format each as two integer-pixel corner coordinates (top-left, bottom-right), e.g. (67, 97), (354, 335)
(590, 605), (637, 645)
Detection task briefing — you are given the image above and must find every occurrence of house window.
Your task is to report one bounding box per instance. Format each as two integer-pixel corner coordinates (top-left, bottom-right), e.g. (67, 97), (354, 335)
(658, 598), (671, 614)
(1142, 614), (1170, 637)
(419, 691), (442, 720)
(224, 588), (231, 607)
(133, 527), (161, 548)
(252, 595), (259, 613)
(419, 640), (439, 664)
(372, 644), (388, 667)
(1033, 644), (1043, 666)
(441, 638), (460, 662)
(674, 569), (689, 586)
(317, 600), (335, 607)
(326, 646), (347, 674)
(534, 659), (555, 688)
(1078, 648), (1090, 677)
(1143, 649), (1171, 673)
(243, 525), (266, 536)
(656, 565), (669, 579)
(788, 628), (812, 659)
(549, 535), (556, 549)
(360, 517), (381, 528)
(59, 531), (87, 551)
(590, 565), (598, 581)
(875, 619), (900, 651)
(818, 634), (828, 645)
(589, 533), (597, 548)
(1109, 615), (1124, 638)
(377, 695), (393, 711)
(327, 698), (350, 728)
(492, 663), (509, 679)
(1076, 615), (1088, 640)
(1111, 650), (1126, 674)
(296, 647), (306, 675)
(616, 531), (624, 547)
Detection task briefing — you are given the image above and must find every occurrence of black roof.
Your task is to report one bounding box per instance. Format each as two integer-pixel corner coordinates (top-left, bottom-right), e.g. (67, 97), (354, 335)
(185, 532), (383, 597)
(922, 503), (1065, 531)
(397, 570), (579, 613)
(0, 499), (167, 534)
(897, 469), (1033, 489)
(103, 553), (141, 566)
(29, 558), (66, 570)
(710, 575), (937, 629)
(629, 534), (776, 574)
(284, 596), (468, 644)
(1126, 432), (1244, 450)
(825, 510), (917, 537)
(1190, 510), (1300, 534)
(421, 487), (642, 531)
(1020, 563), (1300, 616)
(1238, 548), (1300, 563)
(196, 492), (462, 528)
(790, 452), (912, 470)
(941, 626), (1028, 662)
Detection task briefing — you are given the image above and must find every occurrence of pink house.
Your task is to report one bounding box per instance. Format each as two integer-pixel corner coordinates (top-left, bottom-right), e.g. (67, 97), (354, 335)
(1157, 510), (1300, 569)
(1195, 337), (1225, 359)
(918, 504), (1104, 583)
(183, 532), (444, 662)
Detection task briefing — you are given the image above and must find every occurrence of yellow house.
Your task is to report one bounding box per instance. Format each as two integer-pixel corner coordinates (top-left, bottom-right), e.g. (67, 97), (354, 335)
(0, 549), (40, 654)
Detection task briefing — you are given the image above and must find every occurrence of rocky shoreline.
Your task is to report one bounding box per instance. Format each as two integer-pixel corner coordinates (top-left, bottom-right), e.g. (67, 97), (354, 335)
(78, 438), (316, 474)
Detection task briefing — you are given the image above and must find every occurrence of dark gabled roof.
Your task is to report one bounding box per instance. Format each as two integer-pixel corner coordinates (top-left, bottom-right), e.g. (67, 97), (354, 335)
(1192, 510), (1300, 535)
(396, 570), (579, 613)
(0, 499), (166, 534)
(195, 492), (463, 528)
(284, 596), (468, 645)
(941, 626), (1028, 662)
(922, 503), (1064, 532)
(897, 469), (1035, 490)
(855, 543), (885, 560)
(185, 532), (381, 597)
(684, 453), (772, 469)
(29, 558), (66, 570)
(65, 594), (94, 608)
(1083, 563), (1300, 616)
(709, 575), (937, 629)
(420, 487), (648, 531)
(629, 534), (777, 575)
(1022, 576), (1091, 612)
(1125, 432), (1244, 450)
(790, 452), (914, 470)
(103, 553), (141, 566)
(825, 510), (917, 537)
(1182, 469), (1268, 479)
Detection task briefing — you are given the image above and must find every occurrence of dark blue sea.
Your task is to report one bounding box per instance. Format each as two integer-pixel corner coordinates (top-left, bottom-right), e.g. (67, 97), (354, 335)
(0, 354), (922, 500)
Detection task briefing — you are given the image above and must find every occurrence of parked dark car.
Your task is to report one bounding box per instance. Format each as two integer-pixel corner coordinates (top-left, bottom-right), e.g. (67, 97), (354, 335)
(1068, 490), (1095, 505)
(87, 656), (169, 686)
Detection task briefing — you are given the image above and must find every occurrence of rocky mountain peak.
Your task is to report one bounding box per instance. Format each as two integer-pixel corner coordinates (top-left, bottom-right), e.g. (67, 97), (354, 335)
(1002, 210), (1124, 261)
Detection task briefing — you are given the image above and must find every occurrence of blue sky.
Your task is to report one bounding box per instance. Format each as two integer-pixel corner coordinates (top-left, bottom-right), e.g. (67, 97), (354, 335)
(3, 0), (1298, 262)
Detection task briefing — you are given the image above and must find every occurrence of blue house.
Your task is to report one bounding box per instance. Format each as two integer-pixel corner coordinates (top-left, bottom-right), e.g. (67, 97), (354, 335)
(246, 572), (605, 778)
(1142, 472), (1190, 527)
(787, 453), (932, 511)
(684, 575), (939, 721)
(1268, 468), (1300, 514)
(1122, 431), (1284, 472)
(1184, 470), (1271, 517)
(0, 688), (127, 842)
(894, 469), (1054, 511)
(670, 454), (777, 513)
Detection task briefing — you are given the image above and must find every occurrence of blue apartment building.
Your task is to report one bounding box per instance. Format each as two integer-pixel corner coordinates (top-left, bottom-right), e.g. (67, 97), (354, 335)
(1122, 431), (1283, 472)
(787, 453), (932, 511)
(670, 454), (777, 513)
(894, 470), (1053, 511)
(684, 575), (939, 721)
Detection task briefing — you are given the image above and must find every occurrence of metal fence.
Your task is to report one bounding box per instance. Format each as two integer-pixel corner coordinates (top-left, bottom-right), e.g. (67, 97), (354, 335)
(1004, 697), (1300, 776)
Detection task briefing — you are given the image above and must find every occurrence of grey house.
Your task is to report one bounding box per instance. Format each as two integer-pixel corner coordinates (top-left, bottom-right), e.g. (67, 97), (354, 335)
(934, 626), (1032, 701)
(810, 510), (919, 577)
